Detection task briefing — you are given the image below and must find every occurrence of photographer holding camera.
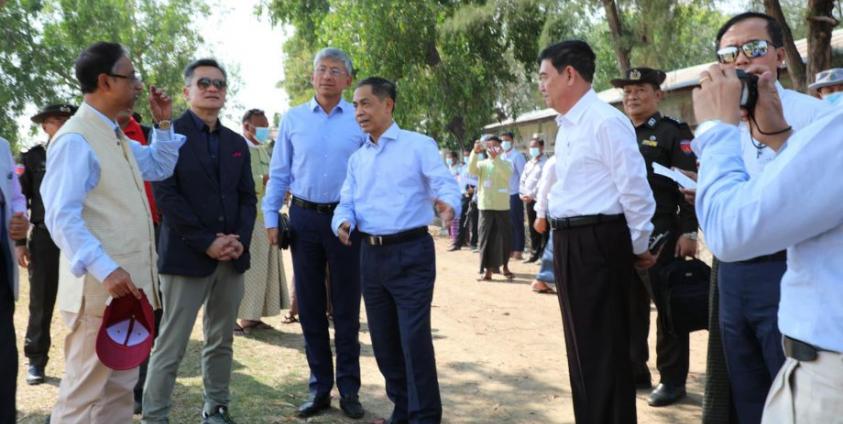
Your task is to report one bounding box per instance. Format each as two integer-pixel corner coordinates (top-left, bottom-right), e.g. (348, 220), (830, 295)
(704, 12), (833, 424)
(693, 58), (843, 424)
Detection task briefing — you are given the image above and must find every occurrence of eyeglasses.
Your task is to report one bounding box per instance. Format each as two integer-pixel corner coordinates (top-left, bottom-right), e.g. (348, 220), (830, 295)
(716, 39), (772, 64)
(107, 72), (141, 83)
(196, 77), (227, 90)
(314, 66), (347, 77)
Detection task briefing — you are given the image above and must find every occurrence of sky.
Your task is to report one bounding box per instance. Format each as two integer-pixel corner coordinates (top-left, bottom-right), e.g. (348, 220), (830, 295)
(15, 1), (291, 148)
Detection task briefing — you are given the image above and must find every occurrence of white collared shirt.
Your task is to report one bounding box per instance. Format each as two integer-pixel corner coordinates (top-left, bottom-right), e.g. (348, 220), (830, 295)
(740, 81), (833, 177)
(519, 155), (547, 198)
(548, 89), (655, 254)
(534, 156), (556, 219)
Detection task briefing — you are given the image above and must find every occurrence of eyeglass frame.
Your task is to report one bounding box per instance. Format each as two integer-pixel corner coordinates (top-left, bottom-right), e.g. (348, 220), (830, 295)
(107, 72), (142, 83)
(716, 39), (775, 64)
(313, 66), (348, 78)
(195, 77), (228, 90)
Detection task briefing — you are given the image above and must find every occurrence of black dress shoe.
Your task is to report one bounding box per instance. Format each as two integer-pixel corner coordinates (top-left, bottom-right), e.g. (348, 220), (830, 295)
(340, 396), (364, 419)
(297, 394), (331, 418)
(26, 365), (45, 385)
(447, 245), (461, 251)
(648, 383), (686, 407)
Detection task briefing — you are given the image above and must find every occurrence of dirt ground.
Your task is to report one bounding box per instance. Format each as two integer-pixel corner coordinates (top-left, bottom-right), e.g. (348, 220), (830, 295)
(14, 229), (711, 423)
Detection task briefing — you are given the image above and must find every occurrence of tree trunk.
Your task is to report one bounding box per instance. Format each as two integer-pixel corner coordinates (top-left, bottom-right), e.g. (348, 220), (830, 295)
(601, 0), (631, 74)
(806, 0), (838, 88)
(763, 0), (807, 92)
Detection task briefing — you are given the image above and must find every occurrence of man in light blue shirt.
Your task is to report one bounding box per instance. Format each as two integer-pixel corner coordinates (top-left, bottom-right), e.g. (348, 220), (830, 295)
(500, 132), (527, 259)
(333, 77), (460, 424)
(41, 41), (184, 423)
(693, 63), (843, 424)
(261, 47), (366, 419)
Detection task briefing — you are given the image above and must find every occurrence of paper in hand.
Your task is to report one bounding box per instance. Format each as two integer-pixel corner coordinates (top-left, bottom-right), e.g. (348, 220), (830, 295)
(652, 162), (697, 189)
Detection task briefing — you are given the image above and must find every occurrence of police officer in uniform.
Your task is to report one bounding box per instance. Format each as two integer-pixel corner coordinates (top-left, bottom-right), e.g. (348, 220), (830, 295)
(612, 68), (698, 407)
(16, 103), (76, 385)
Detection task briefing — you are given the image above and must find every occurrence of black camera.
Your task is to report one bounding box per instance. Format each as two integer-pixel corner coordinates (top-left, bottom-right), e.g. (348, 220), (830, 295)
(736, 69), (758, 112)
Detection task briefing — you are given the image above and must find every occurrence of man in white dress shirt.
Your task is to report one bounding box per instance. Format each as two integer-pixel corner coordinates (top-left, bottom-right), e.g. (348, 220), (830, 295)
(693, 62), (843, 424)
(534, 39), (657, 423)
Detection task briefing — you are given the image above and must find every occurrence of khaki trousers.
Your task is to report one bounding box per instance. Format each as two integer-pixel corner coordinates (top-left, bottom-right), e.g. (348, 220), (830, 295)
(51, 301), (138, 424)
(762, 350), (843, 424)
(141, 262), (244, 423)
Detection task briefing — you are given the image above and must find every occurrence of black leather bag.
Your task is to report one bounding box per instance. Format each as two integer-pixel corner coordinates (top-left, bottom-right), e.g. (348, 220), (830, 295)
(277, 212), (292, 250)
(659, 258), (711, 333)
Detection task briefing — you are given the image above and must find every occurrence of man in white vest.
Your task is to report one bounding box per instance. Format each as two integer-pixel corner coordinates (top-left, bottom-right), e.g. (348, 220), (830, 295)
(41, 41), (185, 423)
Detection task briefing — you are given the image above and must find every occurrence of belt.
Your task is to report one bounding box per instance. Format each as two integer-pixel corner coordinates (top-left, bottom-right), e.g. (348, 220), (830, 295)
(360, 227), (428, 246)
(738, 250), (787, 264)
(291, 196), (338, 214)
(550, 214), (624, 230)
(783, 336), (837, 362)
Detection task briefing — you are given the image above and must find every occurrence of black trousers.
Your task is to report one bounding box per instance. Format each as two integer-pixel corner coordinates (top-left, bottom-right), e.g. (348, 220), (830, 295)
(361, 234), (441, 423)
(553, 220), (636, 424)
(23, 224), (60, 368)
(454, 195), (471, 247)
(1, 276), (16, 424)
(463, 199), (479, 248)
(525, 200), (547, 259)
(628, 217), (690, 387)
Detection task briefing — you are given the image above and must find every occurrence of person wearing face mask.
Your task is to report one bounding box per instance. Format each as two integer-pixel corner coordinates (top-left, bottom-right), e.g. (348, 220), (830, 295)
(499, 132), (527, 260)
(235, 108), (289, 335)
(518, 136), (547, 264)
(809, 67), (843, 106)
(710, 13), (833, 424)
(468, 135), (514, 281)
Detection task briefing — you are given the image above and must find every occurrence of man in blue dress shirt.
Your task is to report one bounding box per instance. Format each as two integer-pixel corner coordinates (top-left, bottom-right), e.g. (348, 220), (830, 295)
(333, 77), (460, 424)
(693, 63), (843, 424)
(262, 47), (366, 419)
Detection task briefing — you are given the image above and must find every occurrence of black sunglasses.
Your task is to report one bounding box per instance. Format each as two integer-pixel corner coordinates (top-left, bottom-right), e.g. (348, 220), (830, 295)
(196, 77), (227, 90)
(716, 39), (772, 64)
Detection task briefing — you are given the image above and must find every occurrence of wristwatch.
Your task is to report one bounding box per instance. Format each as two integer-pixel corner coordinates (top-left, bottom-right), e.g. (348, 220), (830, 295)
(684, 232), (698, 241)
(155, 120), (172, 131)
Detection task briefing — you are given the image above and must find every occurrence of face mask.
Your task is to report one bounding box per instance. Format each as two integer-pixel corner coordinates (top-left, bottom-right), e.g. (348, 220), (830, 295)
(501, 141), (512, 151)
(823, 91), (843, 106)
(446, 158), (454, 166)
(254, 127), (270, 143)
(529, 147), (541, 158)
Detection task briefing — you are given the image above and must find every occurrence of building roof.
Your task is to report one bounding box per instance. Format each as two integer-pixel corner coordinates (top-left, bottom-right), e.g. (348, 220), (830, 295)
(485, 28), (843, 131)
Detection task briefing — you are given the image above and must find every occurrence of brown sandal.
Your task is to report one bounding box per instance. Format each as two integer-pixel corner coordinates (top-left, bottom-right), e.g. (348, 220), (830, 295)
(281, 314), (298, 324)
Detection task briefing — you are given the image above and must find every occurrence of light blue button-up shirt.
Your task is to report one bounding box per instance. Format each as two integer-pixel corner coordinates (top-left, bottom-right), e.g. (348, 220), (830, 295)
(262, 97), (365, 228)
(41, 103), (185, 282)
(693, 113), (843, 352)
(332, 122), (462, 236)
(501, 148), (527, 195)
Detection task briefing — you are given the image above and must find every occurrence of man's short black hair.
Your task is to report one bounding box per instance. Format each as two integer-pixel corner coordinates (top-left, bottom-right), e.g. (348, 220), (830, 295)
(357, 76), (398, 108)
(538, 40), (596, 83)
(184, 58), (227, 84)
(716, 12), (784, 48)
(75, 41), (127, 94)
(242, 108), (265, 123)
(485, 135), (502, 144)
(531, 138), (545, 147)
(132, 112), (143, 123)
(501, 131), (514, 139)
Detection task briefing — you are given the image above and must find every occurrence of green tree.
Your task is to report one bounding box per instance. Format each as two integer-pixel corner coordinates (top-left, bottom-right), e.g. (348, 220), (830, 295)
(0, 0), (209, 148)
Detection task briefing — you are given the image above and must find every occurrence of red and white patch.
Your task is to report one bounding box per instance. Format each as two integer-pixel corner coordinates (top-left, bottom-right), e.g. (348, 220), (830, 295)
(14, 164), (24, 176)
(680, 140), (693, 155)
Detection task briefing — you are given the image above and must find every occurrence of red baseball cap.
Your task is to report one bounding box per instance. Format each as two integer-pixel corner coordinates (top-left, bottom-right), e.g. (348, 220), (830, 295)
(96, 290), (156, 370)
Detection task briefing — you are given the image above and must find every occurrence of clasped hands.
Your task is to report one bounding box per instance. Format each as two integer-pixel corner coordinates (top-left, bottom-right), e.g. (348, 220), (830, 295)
(206, 233), (244, 261)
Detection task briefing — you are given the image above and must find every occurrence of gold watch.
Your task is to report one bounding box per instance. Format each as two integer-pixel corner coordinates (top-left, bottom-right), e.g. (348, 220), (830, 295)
(156, 120), (172, 131)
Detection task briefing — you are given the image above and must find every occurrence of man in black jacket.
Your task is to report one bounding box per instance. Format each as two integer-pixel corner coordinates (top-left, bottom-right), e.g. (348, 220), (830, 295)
(142, 58), (256, 424)
(17, 103), (76, 385)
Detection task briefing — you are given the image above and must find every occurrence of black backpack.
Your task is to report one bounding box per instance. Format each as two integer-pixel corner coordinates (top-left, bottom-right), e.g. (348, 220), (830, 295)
(659, 258), (711, 334)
